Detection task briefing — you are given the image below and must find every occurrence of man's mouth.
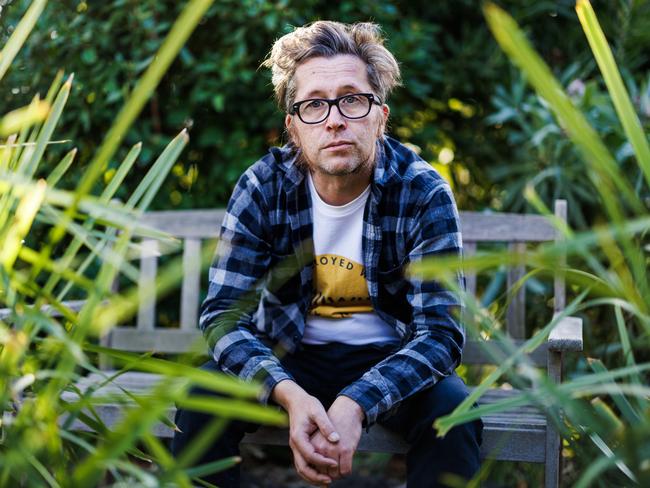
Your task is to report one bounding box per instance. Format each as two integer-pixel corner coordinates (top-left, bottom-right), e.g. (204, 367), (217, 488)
(323, 141), (353, 150)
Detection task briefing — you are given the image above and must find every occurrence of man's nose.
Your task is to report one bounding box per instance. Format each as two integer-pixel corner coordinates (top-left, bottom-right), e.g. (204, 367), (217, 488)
(325, 104), (347, 129)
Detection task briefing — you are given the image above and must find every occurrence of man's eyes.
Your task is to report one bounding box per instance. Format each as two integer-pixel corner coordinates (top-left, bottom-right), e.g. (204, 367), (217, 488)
(306, 100), (324, 109)
(341, 95), (361, 105)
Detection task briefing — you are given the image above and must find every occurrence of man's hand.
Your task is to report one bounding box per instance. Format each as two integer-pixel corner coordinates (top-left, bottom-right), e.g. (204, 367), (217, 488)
(271, 380), (340, 486)
(311, 395), (364, 481)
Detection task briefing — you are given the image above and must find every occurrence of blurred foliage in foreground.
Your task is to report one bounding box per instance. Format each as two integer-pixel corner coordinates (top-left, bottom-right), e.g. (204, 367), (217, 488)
(1, 0), (649, 486)
(419, 1), (650, 486)
(0, 1), (285, 486)
(1, 0), (649, 226)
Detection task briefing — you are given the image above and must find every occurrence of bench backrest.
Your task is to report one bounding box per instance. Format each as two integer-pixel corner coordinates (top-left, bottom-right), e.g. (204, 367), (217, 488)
(104, 202), (567, 370)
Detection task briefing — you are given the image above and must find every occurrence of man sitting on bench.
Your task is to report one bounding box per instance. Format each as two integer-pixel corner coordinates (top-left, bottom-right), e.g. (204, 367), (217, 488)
(172, 20), (482, 487)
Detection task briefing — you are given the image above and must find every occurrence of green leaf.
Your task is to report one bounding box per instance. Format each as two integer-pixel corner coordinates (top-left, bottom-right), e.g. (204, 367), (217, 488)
(576, 0), (650, 191)
(46, 148), (77, 187)
(0, 0), (47, 82)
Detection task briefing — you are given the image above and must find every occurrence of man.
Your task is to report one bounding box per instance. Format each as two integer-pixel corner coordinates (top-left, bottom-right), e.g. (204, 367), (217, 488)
(172, 21), (482, 487)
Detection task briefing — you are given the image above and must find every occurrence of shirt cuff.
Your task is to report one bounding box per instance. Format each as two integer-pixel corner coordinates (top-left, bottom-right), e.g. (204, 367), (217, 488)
(250, 361), (293, 405)
(338, 378), (390, 427)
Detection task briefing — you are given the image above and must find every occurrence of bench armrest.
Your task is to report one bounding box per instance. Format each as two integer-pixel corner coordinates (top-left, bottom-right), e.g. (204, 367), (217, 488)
(548, 316), (583, 352)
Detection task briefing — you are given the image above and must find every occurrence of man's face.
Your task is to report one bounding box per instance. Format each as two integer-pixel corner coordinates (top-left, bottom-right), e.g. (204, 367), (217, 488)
(285, 54), (389, 177)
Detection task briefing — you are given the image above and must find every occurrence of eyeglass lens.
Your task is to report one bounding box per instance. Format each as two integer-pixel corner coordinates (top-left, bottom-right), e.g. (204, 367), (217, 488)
(300, 95), (371, 123)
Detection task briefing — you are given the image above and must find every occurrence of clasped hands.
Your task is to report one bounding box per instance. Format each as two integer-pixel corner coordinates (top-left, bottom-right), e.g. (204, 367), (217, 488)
(272, 380), (364, 486)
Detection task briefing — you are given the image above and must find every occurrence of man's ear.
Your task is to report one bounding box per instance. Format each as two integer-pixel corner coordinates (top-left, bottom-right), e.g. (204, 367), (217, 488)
(378, 104), (390, 137)
(285, 114), (299, 146)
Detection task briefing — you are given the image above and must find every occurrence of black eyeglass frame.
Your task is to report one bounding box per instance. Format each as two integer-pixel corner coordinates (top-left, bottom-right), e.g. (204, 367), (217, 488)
(289, 93), (383, 124)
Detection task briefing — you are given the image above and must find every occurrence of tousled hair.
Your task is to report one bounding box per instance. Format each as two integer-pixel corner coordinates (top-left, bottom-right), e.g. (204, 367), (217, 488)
(262, 21), (401, 112)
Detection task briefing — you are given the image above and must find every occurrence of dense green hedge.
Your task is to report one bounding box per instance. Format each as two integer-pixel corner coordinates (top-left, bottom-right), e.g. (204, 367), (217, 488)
(2, 0), (648, 221)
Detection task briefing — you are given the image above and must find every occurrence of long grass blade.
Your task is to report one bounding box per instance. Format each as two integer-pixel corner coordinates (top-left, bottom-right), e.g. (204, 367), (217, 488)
(71, 379), (180, 487)
(0, 179), (46, 270)
(486, 1), (642, 215)
(46, 148), (77, 187)
(483, 2), (649, 312)
(176, 395), (287, 425)
(0, 100), (50, 137)
(128, 130), (188, 211)
(0, 0), (48, 82)
(184, 457), (241, 479)
(588, 359), (641, 423)
(83, 343), (261, 398)
(22, 75), (72, 179)
(576, 0), (650, 189)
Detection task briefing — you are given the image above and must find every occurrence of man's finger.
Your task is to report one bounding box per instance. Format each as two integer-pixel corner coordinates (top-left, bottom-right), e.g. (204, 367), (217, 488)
(311, 409), (340, 443)
(292, 433), (338, 468)
(293, 450), (332, 485)
(339, 447), (354, 476)
(327, 463), (341, 481)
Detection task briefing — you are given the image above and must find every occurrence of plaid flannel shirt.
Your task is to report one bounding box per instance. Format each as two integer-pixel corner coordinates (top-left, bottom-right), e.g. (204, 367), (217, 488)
(200, 136), (464, 426)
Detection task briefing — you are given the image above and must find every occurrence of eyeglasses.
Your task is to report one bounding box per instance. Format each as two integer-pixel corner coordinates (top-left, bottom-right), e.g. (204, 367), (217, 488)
(289, 93), (382, 124)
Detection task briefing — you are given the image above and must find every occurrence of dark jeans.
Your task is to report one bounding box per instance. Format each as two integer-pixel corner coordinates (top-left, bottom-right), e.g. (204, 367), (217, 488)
(171, 343), (482, 487)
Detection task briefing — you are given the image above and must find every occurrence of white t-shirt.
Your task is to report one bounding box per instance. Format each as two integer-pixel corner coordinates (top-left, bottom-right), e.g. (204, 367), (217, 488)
(303, 172), (400, 346)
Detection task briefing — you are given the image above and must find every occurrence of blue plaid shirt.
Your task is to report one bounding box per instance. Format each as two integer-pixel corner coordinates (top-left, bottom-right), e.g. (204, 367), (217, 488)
(200, 136), (464, 426)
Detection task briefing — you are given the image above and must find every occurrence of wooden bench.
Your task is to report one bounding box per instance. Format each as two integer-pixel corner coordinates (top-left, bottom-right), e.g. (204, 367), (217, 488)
(59, 204), (582, 488)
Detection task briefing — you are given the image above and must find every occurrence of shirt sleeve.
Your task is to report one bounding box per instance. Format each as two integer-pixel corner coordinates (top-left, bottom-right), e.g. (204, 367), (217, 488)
(338, 183), (464, 426)
(199, 168), (292, 404)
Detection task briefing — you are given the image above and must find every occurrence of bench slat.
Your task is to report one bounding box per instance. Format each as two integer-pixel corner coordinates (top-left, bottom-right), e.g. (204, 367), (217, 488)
(136, 209), (557, 243)
(61, 372), (547, 463)
(460, 212), (557, 242)
(506, 242), (526, 340)
(462, 339), (547, 367)
(108, 327), (204, 353)
(139, 210), (225, 238)
(180, 238), (201, 331)
(137, 239), (158, 331)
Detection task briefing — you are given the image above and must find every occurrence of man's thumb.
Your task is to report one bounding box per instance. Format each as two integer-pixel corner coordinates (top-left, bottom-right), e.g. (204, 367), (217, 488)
(315, 411), (340, 443)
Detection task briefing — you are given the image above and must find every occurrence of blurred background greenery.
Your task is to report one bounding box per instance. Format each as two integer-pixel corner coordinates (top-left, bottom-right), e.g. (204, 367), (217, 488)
(2, 0), (650, 486)
(2, 0), (648, 221)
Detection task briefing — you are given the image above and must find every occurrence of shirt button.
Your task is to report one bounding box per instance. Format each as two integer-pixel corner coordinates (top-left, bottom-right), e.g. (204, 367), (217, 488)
(293, 334), (300, 341)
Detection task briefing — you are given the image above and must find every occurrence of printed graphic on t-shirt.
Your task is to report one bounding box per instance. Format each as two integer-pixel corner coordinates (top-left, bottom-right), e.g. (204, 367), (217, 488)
(309, 253), (372, 318)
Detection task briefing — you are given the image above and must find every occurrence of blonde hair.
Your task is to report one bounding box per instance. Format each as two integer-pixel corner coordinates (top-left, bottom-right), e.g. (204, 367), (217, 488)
(262, 21), (401, 112)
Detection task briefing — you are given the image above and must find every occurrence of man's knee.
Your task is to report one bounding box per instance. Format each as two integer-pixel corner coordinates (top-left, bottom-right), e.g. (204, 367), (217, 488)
(420, 373), (471, 421)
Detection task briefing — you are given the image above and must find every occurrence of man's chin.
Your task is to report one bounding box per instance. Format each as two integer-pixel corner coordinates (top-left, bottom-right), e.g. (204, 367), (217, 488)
(314, 157), (365, 176)
(317, 164), (359, 177)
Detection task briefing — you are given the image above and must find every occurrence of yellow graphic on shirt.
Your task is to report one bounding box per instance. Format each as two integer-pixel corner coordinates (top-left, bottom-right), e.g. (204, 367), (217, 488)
(310, 254), (372, 318)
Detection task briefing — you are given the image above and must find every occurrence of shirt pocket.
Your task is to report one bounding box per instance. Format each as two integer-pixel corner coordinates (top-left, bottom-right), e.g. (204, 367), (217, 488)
(377, 257), (409, 295)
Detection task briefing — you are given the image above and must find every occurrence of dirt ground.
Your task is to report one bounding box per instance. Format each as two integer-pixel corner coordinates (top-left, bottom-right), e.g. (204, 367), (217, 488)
(239, 445), (407, 488)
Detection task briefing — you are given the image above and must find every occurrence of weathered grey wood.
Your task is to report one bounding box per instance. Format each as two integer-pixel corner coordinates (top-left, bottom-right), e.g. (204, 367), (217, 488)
(463, 241), (477, 296)
(545, 350), (563, 488)
(554, 200), (567, 312)
(139, 209), (225, 238)
(60, 374), (548, 462)
(138, 209), (557, 242)
(459, 212), (557, 242)
(463, 339), (547, 367)
(548, 316), (583, 352)
(50, 204), (582, 485)
(180, 238), (201, 331)
(506, 242), (527, 339)
(109, 327), (203, 353)
(137, 239), (158, 331)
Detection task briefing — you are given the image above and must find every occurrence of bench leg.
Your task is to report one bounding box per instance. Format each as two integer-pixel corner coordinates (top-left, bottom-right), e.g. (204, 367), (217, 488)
(545, 423), (560, 488)
(545, 350), (562, 488)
